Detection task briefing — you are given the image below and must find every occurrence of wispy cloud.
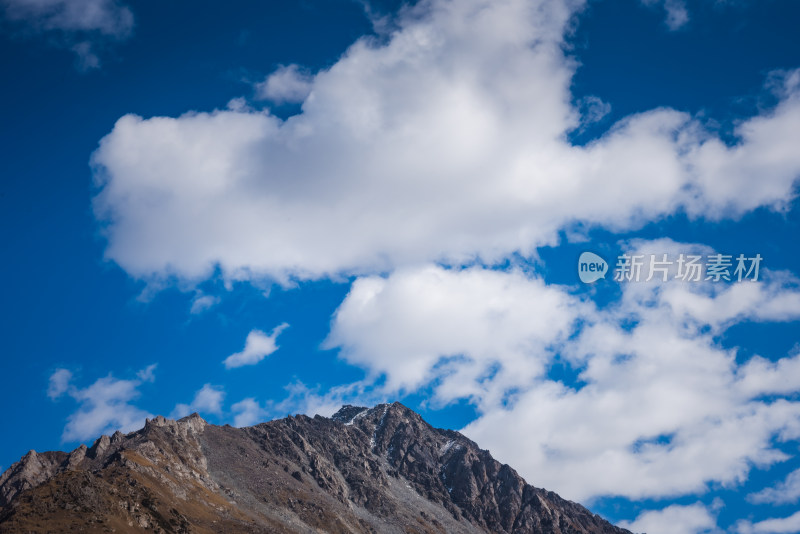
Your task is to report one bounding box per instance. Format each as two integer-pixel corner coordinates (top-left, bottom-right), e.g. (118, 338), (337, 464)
(640, 0), (690, 30)
(1, 0), (133, 35)
(228, 380), (378, 427)
(223, 323), (289, 369)
(136, 363), (157, 383)
(47, 368), (73, 400)
(748, 468), (800, 505)
(47, 365), (155, 442)
(171, 383), (225, 419)
(189, 292), (220, 315)
(1, 0), (134, 69)
(274, 380), (379, 419)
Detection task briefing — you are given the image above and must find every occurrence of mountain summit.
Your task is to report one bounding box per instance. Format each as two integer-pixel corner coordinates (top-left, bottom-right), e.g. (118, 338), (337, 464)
(0, 403), (630, 533)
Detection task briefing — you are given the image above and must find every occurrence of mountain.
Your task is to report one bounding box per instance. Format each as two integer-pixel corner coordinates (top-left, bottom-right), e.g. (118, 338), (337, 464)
(0, 402), (631, 533)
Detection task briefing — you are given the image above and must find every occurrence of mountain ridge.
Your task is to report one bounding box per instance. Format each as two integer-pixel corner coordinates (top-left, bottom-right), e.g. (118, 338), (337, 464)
(0, 402), (632, 533)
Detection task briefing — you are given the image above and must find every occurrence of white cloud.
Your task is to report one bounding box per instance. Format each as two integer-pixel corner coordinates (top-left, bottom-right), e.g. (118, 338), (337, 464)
(256, 64), (314, 104)
(172, 383), (225, 418)
(326, 243), (800, 501)
(1, 0), (133, 36)
(71, 40), (100, 71)
(231, 398), (268, 427)
(229, 380), (377, 427)
(327, 265), (584, 405)
(90, 0), (800, 286)
(47, 368), (73, 399)
(619, 503), (716, 534)
(462, 270), (800, 500)
(640, 0), (690, 30)
(48, 366), (155, 442)
(223, 323), (289, 369)
(189, 292), (220, 314)
(738, 511), (800, 534)
(748, 468), (800, 505)
(274, 380), (381, 419)
(614, 238), (800, 333)
(136, 363), (157, 383)
(576, 95), (611, 126)
(188, 384), (224, 414)
(737, 350), (800, 399)
(1, 0), (134, 69)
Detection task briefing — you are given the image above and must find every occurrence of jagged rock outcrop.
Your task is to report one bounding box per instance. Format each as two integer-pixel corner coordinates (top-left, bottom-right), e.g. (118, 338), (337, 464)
(0, 403), (631, 533)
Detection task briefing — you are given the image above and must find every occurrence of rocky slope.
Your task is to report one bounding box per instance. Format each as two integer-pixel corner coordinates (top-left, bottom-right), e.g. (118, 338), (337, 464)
(0, 403), (631, 533)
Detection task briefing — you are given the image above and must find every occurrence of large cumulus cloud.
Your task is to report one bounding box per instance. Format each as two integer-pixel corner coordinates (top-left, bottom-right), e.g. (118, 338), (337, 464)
(90, 0), (800, 285)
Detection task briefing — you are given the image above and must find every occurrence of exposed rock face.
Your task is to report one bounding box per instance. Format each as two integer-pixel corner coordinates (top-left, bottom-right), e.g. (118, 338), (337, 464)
(0, 403), (631, 533)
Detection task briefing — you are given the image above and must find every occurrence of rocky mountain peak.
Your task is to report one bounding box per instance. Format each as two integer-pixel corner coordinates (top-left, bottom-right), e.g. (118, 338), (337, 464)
(330, 404), (370, 424)
(0, 403), (631, 533)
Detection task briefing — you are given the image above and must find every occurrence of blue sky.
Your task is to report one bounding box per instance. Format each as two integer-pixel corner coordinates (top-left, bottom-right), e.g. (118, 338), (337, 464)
(2, 0), (800, 532)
